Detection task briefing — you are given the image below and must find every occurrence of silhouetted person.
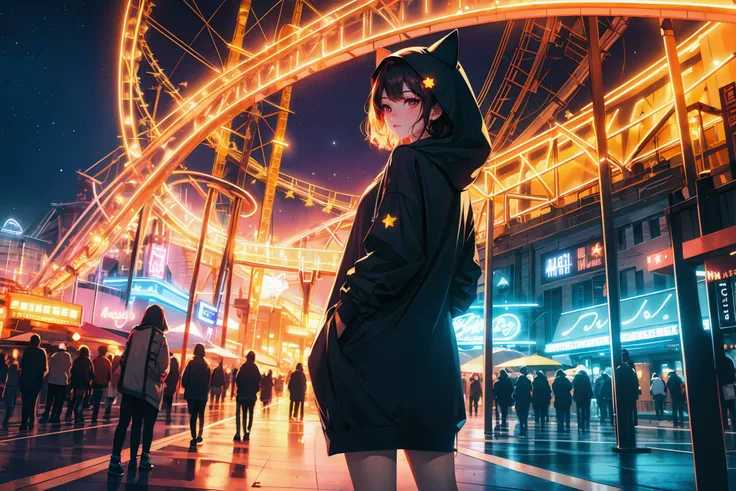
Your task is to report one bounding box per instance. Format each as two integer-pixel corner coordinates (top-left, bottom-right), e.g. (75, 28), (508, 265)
(274, 374), (284, 399)
(599, 372), (613, 424)
(230, 367), (238, 400)
(70, 345), (94, 424)
(552, 369), (572, 432)
(513, 367), (533, 435)
(91, 345), (111, 424)
(210, 361), (226, 405)
(493, 369), (513, 427)
(182, 343), (211, 447)
(2, 360), (19, 430)
(163, 353), (179, 423)
(261, 370), (274, 408)
(0, 354), (6, 422)
(532, 371), (552, 429)
(108, 304), (170, 476)
(667, 370), (686, 428)
(105, 354), (122, 421)
(594, 373), (604, 419)
(288, 363), (307, 421)
(42, 344), (72, 424)
(235, 351), (260, 441)
(573, 369), (593, 432)
(469, 375), (482, 416)
(19, 334), (48, 430)
(650, 372), (667, 420)
(615, 350), (640, 443)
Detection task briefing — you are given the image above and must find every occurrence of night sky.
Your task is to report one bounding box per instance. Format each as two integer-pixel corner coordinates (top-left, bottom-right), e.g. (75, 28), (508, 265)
(0, 1), (696, 235)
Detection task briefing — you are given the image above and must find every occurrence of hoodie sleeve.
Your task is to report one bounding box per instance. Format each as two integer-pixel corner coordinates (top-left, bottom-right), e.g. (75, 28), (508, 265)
(336, 146), (425, 325)
(448, 200), (481, 318)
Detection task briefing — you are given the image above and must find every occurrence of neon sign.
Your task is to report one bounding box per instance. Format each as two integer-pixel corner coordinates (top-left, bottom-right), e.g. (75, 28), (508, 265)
(196, 300), (218, 326)
(453, 312), (524, 345)
(542, 238), (604, 283)
(544, 252), (573, 280)
(546, 325), (680, 353)
(6, 292), (82, 327)
(147, 244), (168, 280)
(1, 219), (22, 236)
(714, 280), (736, 328)
(100, 307), (136, 329)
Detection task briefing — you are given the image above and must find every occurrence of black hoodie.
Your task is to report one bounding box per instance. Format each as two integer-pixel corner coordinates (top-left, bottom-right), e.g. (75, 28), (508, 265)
(308, 30), (492, 456)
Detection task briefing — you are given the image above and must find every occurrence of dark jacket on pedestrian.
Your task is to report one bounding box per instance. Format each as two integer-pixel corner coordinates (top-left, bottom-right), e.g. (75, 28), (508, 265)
(118, 305), (170, 409)
(615, 363), (640, 410)
(599, 373), (613, 400)
(513, 374), (533, 406)
(288, 366), (307, 402)
(182, 354), (211, 402)
(236, 361), (261, 402)
(261, 372), (274, 402)
(211, 364), (226, 389)
(469, 378), (482, 400)
(667, 372), (687, 402)
(532, 373), (552, 406)
(0, 358), (7, 389)
(6, 362), (19, 389)
(92, 352), (112, 389)
(19, 345), (48, 392)
(573, 371), (594, 404)
(552, 370), (573, 409)
(594, 375), (604, 400)
(48, 349), (72, 386)
(307, 30), (492, 456)
(70, 350), (95, 391)
(493, 370), (513, 407)
(164, 356), (180, 396)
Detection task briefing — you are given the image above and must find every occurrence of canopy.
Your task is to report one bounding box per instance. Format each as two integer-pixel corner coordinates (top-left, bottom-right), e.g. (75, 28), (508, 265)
(496, 354), (562, 370)
(460, 349), (526, 374)
(564, 364), (588, 376)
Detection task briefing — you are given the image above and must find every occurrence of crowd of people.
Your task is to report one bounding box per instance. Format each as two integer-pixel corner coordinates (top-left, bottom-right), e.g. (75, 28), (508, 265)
(0, 304), (310, 478)
(461, 349), (697, 435)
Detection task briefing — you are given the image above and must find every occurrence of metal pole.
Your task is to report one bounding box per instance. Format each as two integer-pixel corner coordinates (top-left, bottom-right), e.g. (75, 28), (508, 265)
(483, 196), (494, 437)
(697, 109), (709, 170)
(91, 256), (103, 323)
(213, 198), (243, 308)
(125, 206), (150, 308)
(181, 188), (217, 369)
(220, 199), (243, 348)
(661, 19), (699, 197)
(585, 16), (630, 451)
(668, 204), (728, 488)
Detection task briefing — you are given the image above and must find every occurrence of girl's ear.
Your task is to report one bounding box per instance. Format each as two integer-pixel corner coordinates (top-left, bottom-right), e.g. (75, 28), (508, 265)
(430, 103), (443, 121)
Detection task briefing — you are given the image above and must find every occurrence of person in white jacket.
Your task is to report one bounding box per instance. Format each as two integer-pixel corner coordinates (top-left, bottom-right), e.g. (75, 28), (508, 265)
(40, 344), (72, 425)
(108, 305), (170, 476)
(650, 372), (668, 420)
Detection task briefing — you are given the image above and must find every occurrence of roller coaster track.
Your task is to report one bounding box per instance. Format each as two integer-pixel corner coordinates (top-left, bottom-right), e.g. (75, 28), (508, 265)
(28, 0), (736, 294)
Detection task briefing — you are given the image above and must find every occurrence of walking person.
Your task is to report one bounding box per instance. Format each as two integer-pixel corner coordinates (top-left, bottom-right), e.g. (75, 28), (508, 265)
(552, 370), (572, 432)
(163, 353), (179, 424)
(41, 344), (72, 424)
(513, 367), (533, 436)
(615, 350), (640, 442)
(667, 370), (687, 428)
(108, 305), (170, 476)
(19, 334), (48, 431)
(650, 372), (668, 421)
(532, 371), (551, 430)
(91, 346), (111, 424)
(230, 366), (238, 400)
(70, 346), (94, 424)
(182, 344), (211, 447)
(594, 374), (604, 420)
(599, 371), (614, 425)
(288, 363), (307, 421)
(104, 354), (122, 421)
(274, 374), (284, 399)
(210, 360), (226, 405)
(468, 375), (482, 417)
(0, 354), (7, 421)
(493, 369), (513, 429)
(719, 354), (736, 429)
(260, 370), (274, 408)
(573, 369), (593, 433)
(1, 360), (19, 430)
(234, 351), (260, 441)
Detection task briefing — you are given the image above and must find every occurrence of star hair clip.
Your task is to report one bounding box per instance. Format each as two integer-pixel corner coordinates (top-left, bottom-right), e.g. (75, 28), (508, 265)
(422, 77), (435, 89)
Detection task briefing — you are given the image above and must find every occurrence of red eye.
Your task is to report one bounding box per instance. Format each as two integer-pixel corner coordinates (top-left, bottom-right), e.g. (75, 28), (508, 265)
(405, 98), (420, 107)
(381, 104), (392, 114)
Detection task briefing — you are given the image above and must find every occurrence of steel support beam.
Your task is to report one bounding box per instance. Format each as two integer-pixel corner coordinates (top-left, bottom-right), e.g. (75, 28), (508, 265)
(125, 205), (151, 309)
(483, 197), (494, 437)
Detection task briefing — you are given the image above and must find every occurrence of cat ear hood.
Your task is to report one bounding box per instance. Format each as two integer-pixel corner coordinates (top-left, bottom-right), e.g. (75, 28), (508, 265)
(371, 29), (492, 190)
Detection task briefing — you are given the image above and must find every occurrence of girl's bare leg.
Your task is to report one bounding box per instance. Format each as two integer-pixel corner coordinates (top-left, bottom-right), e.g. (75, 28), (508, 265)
(345, 450), (397, 491)
(404, 450), (458, 491)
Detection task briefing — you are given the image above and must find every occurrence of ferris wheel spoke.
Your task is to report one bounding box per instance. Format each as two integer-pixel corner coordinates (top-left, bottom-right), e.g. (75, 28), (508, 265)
(148, 18), (221, 73)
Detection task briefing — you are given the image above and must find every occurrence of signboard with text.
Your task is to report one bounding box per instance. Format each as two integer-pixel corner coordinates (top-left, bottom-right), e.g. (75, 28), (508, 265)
(6, 292), (83, 327)
(541, 238), (604, 283)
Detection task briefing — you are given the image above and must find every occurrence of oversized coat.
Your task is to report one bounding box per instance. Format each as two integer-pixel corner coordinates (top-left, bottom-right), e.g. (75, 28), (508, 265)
(308, 29), (492, 456)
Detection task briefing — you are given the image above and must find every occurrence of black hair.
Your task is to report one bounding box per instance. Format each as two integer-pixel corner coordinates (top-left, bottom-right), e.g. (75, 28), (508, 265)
(141, 304), (168, 331)
(30, 334), (41, 347)
(363, 57), (453, 150)
(193, 343), (205, 358)
(246, 351), (255, 362)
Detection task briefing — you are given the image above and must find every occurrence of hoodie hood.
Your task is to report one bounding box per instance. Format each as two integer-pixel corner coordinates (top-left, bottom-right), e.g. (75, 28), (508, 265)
(371, 30), (492, 191)
(137, 304), (168, 332)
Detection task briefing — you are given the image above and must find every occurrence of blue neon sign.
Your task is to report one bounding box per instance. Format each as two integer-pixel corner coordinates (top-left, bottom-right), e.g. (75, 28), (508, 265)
(196, 301), (218, 326)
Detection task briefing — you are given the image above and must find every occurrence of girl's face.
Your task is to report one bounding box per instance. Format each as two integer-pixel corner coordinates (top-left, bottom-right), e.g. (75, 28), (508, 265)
(380, 83), (443, 144)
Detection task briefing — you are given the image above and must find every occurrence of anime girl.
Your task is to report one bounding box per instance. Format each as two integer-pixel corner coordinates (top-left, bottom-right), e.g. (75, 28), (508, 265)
(308, 30), (492, 490)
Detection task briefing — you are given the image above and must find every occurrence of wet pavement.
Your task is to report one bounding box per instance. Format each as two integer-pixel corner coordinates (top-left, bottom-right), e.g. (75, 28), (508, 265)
(0, 397), (734, 490)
